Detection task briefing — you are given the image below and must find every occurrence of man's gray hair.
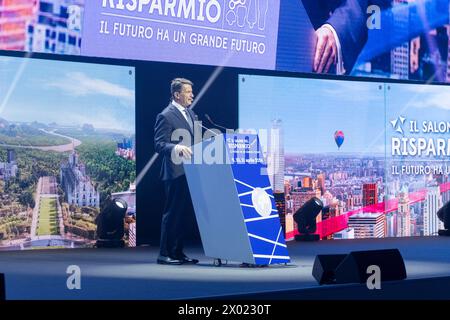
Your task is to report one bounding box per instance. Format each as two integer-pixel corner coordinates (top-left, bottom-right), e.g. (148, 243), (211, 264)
(171, 78), (193, 99)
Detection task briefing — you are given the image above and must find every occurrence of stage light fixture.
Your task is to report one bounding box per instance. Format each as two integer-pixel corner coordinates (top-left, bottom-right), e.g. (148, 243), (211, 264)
(438, 201), (450, 236)
(95, 198), (128, 248)
(293, 196), (323, 241)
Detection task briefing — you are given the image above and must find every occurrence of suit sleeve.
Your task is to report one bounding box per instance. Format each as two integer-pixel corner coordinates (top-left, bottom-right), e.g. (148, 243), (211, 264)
(154, 113), (176, 156)
(326, 0), (368, 73)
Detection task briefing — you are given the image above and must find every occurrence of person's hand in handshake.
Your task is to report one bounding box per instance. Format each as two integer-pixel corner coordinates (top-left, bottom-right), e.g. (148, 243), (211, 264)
(313, 25), (337, 74)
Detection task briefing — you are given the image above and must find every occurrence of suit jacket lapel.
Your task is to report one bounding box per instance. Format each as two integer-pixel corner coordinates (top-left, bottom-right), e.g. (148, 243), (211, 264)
(186, 108), (196, 123)
(169, 104), (193, 135)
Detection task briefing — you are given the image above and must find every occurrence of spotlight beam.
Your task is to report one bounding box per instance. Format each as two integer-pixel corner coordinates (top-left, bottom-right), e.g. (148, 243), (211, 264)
(0, 52), (32, 115)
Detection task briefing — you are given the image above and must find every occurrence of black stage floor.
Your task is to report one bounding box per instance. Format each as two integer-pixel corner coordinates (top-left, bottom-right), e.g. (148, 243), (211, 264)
(1, 236), (450, 300)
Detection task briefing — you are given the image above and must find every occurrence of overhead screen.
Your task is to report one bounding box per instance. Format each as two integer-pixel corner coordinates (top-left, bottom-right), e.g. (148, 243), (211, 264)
(0, 56), (136, 250)
(1, 1), (450, 83)
(239, 74), (450, 240)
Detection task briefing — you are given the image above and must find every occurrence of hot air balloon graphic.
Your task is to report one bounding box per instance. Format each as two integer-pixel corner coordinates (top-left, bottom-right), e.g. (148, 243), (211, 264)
(334, 130), (344, 149)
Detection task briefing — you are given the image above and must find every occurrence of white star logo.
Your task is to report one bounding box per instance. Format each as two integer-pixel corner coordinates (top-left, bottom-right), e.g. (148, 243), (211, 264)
(390, 116), (406, 134)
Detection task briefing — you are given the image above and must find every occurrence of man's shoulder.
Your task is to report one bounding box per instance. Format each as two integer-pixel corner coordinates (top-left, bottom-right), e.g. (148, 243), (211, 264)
(158, 103), (176, 117)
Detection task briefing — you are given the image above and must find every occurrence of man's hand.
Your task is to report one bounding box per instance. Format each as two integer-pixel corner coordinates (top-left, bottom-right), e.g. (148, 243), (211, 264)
(313, 26), (337, 73)
(174, 145), (192, 160)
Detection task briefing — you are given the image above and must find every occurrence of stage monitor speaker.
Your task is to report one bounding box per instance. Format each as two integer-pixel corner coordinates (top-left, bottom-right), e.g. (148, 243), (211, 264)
(0, 273), (5, 300)
(334, 249), (407, 284)
(312, 254), (347, 285)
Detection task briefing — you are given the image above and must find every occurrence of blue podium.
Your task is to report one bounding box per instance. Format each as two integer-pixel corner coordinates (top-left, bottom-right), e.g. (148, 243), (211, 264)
(184, 133), (290, 265)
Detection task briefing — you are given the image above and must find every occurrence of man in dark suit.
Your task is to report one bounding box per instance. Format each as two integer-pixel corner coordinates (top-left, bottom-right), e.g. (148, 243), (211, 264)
(154, 78), (199, 265)
(303, 0), (369, 74)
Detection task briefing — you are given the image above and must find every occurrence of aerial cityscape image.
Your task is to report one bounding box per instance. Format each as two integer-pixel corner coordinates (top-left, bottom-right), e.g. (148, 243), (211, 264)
(0, 56), (136, 250)
(239, 75), (450, 241)
(0, 0), (85, 55)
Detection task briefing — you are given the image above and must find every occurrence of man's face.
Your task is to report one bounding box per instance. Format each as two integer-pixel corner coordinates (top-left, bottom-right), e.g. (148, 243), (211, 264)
(176, 84), (194, 108)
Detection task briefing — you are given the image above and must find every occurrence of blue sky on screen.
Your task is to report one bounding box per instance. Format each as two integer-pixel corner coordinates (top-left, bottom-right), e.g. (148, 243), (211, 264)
(239, 75), (385, 155)
(0, 56), (135, 133)
(387, 82), (450, 124)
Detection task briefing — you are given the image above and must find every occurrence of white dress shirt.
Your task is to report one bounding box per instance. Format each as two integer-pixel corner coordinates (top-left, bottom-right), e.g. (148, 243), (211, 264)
(172, 100), (191, 124)
(171, 100), (193, 159)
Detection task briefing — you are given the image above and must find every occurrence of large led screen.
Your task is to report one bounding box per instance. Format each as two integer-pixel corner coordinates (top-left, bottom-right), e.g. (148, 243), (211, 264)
(1, 1), (450, 83)
(0, 55), (136, 250)
(239, 74), (450, 240)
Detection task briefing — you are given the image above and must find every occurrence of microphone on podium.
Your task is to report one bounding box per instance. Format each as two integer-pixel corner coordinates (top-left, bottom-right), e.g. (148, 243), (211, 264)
(194, 114), (220, 136)
(205, 114), (229, 131)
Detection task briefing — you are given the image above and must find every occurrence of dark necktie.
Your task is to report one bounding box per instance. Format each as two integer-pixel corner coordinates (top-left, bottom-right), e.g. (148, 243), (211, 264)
(183, 108), (193, 132)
